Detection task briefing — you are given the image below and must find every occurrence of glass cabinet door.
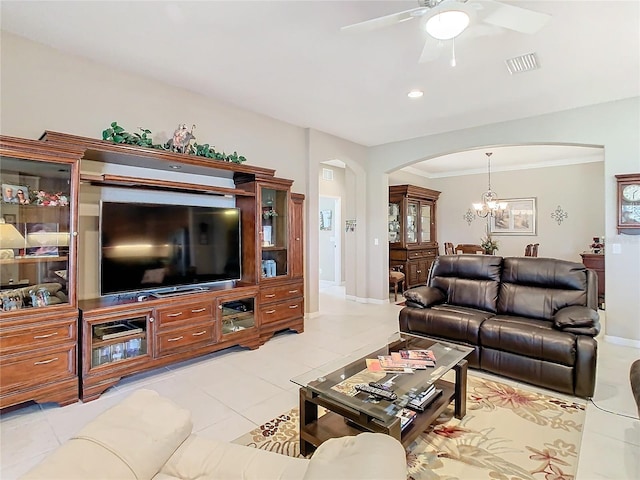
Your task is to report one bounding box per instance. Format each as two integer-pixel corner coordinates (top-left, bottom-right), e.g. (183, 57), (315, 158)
(388, 202), (400, 243)
(0, 156), (73, 312)
(420, 203), (432, 243)
(220, 297), (255, 336)
(406, 202), (418, 244)
(260, 186), (288, 278)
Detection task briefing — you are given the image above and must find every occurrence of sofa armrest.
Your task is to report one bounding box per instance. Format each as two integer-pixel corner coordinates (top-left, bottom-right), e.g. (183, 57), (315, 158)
(403, 286), (445, 308)
(303, 433), (406, 480)
(22, 389), (193, 480)
(553, 305), (600, 336)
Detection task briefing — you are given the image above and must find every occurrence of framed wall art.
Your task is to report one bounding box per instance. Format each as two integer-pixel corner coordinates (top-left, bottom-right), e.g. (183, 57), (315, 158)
(489, 197), (537, 235)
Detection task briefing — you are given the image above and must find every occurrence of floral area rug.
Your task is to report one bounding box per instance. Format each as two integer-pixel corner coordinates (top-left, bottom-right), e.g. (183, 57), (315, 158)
(232, 376), (586, 480)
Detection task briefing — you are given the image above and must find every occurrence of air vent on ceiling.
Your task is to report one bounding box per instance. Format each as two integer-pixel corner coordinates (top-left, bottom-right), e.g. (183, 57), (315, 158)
(505, 53), (539, 75)
(322, 168), (334, 181)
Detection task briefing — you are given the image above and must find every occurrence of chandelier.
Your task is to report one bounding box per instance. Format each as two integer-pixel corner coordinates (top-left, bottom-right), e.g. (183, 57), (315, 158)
(473, 152), (507, 218)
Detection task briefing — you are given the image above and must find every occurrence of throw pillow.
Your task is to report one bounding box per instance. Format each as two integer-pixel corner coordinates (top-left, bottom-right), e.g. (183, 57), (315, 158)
(403, 286), (445, 308)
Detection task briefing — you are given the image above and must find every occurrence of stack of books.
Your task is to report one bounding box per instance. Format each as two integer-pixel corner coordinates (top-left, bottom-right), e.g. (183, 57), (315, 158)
(395, 408), (417, 431)
(407, 384), (442, 412)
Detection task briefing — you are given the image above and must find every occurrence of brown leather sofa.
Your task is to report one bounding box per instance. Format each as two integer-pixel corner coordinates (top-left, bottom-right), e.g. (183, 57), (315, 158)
(399, 255), (600, 398)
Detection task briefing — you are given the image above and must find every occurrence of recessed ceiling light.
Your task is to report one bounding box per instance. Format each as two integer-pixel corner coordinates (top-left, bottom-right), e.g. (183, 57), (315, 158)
(408, 90), (424, 99)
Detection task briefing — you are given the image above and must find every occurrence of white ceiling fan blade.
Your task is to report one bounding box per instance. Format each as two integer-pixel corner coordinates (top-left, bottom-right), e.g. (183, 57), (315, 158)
(341, 7), (423, 33)
(475, 0), (551, 34)
(418, 36), (446, 63)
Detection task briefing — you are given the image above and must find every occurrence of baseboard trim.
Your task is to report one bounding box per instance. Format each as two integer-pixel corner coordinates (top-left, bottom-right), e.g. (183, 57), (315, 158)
(604, 335), (640, 349)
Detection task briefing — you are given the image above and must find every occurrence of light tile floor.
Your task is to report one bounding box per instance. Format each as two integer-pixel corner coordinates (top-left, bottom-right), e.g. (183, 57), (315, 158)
(1, 286), (639, 479)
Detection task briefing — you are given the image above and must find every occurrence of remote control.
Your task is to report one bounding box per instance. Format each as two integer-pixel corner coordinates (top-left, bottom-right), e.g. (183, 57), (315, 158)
(355, 383), (397, 401)
(369, 382), (390, 390)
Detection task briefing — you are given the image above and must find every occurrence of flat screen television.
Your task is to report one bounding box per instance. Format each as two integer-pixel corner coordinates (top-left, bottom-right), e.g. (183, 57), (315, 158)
(100, 201), (241, 296)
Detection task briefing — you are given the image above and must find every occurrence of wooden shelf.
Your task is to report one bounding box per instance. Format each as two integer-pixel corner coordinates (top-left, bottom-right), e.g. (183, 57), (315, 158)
(80, 173), (255, 197)
(91, 332), (146, 349)
(0, 255), (68, 265)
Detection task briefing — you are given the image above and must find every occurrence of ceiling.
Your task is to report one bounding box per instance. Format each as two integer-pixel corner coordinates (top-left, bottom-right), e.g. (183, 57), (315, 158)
(1, 1), (638, 170)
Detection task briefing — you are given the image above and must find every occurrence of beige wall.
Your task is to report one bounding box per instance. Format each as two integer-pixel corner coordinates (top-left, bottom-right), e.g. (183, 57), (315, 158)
(0, 32), (307, 190)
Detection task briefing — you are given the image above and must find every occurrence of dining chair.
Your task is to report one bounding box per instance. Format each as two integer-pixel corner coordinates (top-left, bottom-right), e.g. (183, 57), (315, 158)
(524, 244), (533, 256)
(444, 242), (455, 255)
(389, 266), (405, 302)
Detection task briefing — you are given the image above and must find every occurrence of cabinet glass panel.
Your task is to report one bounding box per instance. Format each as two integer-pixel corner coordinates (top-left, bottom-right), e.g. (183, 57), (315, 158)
(0, 157), (72, 311)
(421, 204), (431, 243)
(220, 297), (255, 335)
(388, 202), (400, 243)
(261, 187), (288, 278)
(91, 316), (148, 368)
(406, 202), (418, 243)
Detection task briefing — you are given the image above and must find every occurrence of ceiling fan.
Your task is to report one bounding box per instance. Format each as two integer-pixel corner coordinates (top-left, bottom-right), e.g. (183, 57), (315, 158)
(341, 0), (551, 64)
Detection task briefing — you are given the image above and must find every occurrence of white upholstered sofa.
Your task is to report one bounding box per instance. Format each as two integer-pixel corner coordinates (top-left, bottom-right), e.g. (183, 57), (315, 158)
(21, 389), (407, 480)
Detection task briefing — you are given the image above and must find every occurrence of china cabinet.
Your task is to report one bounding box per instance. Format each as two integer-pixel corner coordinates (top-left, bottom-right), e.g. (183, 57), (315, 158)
(389, 185), (440, 288)
(0, 136), (84, 408)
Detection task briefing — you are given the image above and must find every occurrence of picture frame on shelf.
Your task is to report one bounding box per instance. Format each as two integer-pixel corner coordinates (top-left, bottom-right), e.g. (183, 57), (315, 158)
(2, 184), (30, 204)
(489, 198), (537, 236)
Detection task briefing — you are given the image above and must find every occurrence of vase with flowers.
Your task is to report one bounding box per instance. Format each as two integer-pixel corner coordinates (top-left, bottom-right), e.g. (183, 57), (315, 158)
(480, 227), (499, 255)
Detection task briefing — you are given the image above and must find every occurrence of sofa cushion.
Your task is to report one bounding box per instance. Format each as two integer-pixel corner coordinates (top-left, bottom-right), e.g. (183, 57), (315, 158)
(156, 434), (308, 480)
(403, 286), (445, 308)
(498, 257), (588, 320)
(480, 316), (576, 366)
(429, 255), (503, 313)
(400, 304), (493, 346)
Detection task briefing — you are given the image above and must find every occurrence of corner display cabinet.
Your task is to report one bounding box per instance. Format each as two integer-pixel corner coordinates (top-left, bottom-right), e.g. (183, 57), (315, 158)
(389, 185), (440, 289)
(0, 136), (84, 408)
(235, 179), (305, 343)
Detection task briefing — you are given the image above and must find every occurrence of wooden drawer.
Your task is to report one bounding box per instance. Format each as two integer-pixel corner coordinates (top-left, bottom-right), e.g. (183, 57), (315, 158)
(0, 318), (76, 353)
(259, 282), (303, 304)
(156, 301), (213, 329)
(0, 345), (76, 392)
(261, 299), (303, 325)
(408, 248), (437, 259)
(155, 323), (215, 357)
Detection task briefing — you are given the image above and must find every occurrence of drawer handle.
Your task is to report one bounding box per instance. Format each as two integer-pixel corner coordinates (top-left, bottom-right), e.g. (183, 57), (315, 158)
(417, 270), (422, 274)
(265, 294), (276, 298)
(288, 290), (298, 294)
(192, 330), (207, 336)
(191, 308), (206, 313)
(265, 310), (276, 314)
(289, 305), (299, 309)
(167, 336), (184, 342)
(34, 357), (59, 365)
(34, 332), (58, 339)
(167, 312), (183, 317)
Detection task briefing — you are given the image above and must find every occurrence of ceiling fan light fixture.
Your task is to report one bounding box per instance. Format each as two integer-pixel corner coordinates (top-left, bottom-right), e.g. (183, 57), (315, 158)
(425, 9), (470, 40)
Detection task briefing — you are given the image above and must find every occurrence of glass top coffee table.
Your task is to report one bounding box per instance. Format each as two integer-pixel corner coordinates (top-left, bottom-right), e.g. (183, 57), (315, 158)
(291, 332), (473, 455)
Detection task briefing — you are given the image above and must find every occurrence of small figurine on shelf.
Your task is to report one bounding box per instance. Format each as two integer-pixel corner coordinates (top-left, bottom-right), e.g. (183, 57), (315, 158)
(590, 236), (604, 254)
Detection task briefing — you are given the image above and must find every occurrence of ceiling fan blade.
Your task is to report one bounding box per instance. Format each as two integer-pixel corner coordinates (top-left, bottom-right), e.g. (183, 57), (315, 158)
(418, 36), (446, 63)
(474, 0), (551, 34)
(341, 7), (424, 33)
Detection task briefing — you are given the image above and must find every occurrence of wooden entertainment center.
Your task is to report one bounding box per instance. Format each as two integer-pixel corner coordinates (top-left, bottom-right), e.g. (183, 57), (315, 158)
(0, 133), (305, 408)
